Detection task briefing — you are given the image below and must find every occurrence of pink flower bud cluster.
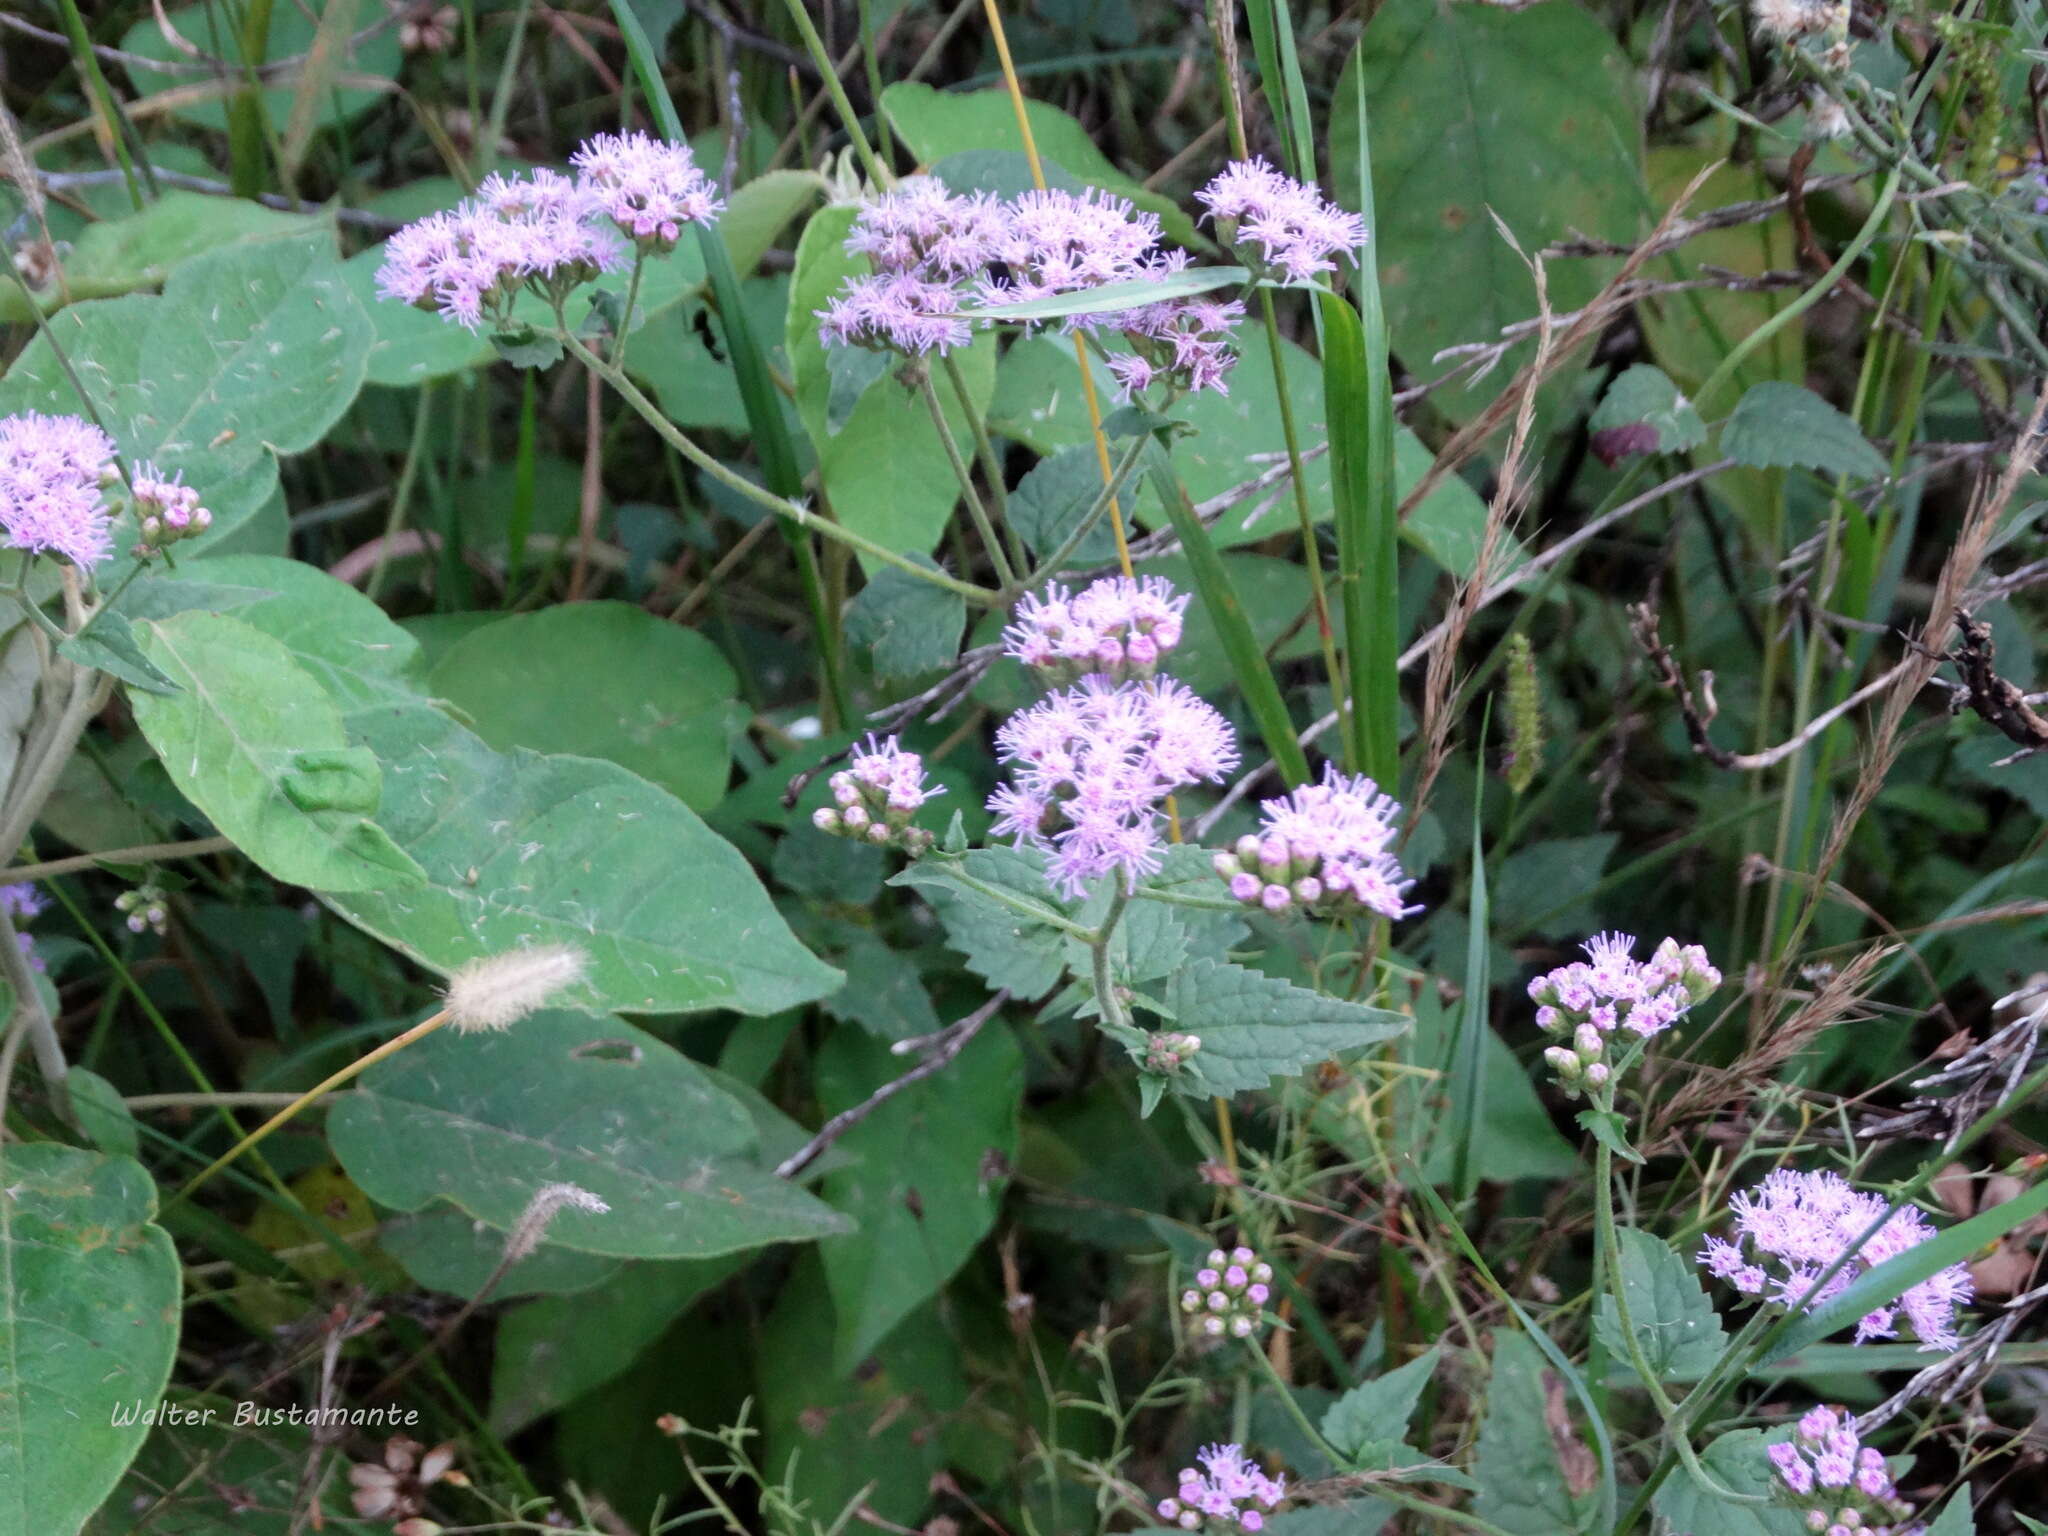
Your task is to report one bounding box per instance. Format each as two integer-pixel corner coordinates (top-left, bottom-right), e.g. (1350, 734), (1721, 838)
(116, 883), (169, 937)
(1211, 766), (1419, 923)
(130, 461), (212, 553)
(812, 735), (943, 856)
(1179, 1245), (1272, 1341)
(1530, 932), (1721, 1096)
(377, 133), (721, 330)
(1195, 158), (1368, 285)
(1698, 1168), (1972, 1353)
(1145, 1030), (1201, 1075)
(0, 410), (116, 570)
(1764, 1407), (1916, 1535)
(1001, 575), (1188, 685)
(1156, 1443), (1287, 1532)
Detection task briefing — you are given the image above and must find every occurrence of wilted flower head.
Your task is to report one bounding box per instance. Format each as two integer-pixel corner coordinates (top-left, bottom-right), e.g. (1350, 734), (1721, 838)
(1197, 158), (1366, 285)
(129, 460), (212, 553)
(0, 410), (116, 570)
(1157, 1443), (1287, 1532)
(813, 734), (942, 856)
(990, 674), (1238, 898)
(817, 271), (971, 356)
(376, 170), (623, 330)
(1002, 575), (1190, 684)
(1750, 0), (1844, 42)
(1179, 1244), (1275, 1342)
(979, 187), (1163, 310)
(442, 943), (589, 1032)
(1531, 932), (1720, 1095)
(844, 175), (1004, 280)
(571, 130), (722, 253)
(1213, 766), (1419, 922)
(348, 1436), (456, 1524)
(505, 1180), (610, 1265)
(1763, 1407), (1916, 1534)
(1698, 1168), (1972, 1352)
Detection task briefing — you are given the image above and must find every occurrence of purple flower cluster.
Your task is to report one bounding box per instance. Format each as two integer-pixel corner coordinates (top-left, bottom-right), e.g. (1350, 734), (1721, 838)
(1156, 1444), (1287, 1532)
(1530, 932), (1721, 1095)
(130, 461), (212, 553)
(1211, 766), (1419, 922)
(1699, 1168), (1972, 1352)
(812, 735), (943, 857)
(3, 883), (44, 974)
(818, 177), (1002, 356)
(1764, 1407), (1916, 1535)
(1001, 575), (1189, 685)
(1196, 158), (1367, 285)
(570, 131), (722, 253)
(0, 410), (116, 570)
(1179, 1244), (1274, 1342)
(1101, 259), (1245, 402)
(979, 187), (1163, 306)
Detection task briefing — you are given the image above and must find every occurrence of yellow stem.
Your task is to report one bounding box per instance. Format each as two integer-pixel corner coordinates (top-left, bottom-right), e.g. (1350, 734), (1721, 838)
(172, 1009), (453, 1204)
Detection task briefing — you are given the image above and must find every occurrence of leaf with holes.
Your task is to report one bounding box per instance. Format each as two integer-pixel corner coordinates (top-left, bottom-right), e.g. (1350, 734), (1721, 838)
(0, 1144), (179, 1536)
(329, 1011), (850, 1260)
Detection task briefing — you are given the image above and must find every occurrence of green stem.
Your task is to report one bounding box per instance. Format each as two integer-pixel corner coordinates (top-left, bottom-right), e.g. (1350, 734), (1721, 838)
(917, 371), (1016, 588)
(610, 249), (648, 370)
(52, 0), (150, 208)
(940, 353), (1025, 571)
(942, 863), (1094, 941)
(564, 331), (1001, 606)
(774, 0), (890, 188)
(1023, 432), (1150, 588)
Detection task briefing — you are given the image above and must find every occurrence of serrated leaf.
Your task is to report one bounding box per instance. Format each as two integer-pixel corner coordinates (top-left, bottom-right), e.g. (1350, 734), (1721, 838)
(1162, 958), (1409, 1098)
(891, 847), (1077, 1000)
(1577, 1108), (1644, 1165)
(0, 1145), (180, 1536)
(844, 559), (967, 680)
(1721, 382), (1888, 479)
(1322, 1345), (1442, 1461)
(1592, 1228), (1726, 1382)
(1651, 1431), (1807, 1536)
(328, 1011), (851, 1261)
(1590, 364), (1706, 453)
(128, 611), (425, 893)
(59, 611), (178, 695)
(1473, 1331), (1599, 1535)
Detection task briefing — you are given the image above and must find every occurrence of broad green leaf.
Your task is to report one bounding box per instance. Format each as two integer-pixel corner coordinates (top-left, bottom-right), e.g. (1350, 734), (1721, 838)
(0, 230), (372, 555)
(1592, 1228), (1727, 1382)
(1009, 445), (1122, 568)
(1333, 0), (1643, 418)
(786, 207), (998, 566)
(1925, 1493), (1975, 1536)
(119, 5), (401, 134)
(1651, 1431), (1806, 1536)
(820, 931), (944, 1042)
(489, 1256), (745, 1433)
(880, 82), (1200, 247)
(0, 192), (325, 320)
(378, 1207), (622, 1299)
(1257, 1505), (1398, 1536)
(1321, 1345), (1442, 1462)
(429, 602), (740, 811)
(1473, 1331), (1599, 1536)
(327, 698), (842, 1017)
(65, 1068), (139, 1158)
(632, 279), (794, 433)
(1162, 958), (1410, 1099)
(844, 560), (967, 680)
(1721, 382), (1889, 479)
(328, 1010), (851, 1260)
(891, 848), (1077, 1001)
(1493, 833), (1617, 939)
(129, 611), (425, 893)
(0, 1145), (179, 1536)
(1590, 364), (1707, 454)
(818, 1020), (1022, 1368)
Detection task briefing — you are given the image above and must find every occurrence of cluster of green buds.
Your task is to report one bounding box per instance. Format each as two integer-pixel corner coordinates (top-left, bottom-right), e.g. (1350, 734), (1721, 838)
(128, 462), (212, 555)
(115, 884), (168, 937)
(809, 735), (940, 857)
(1179, 1245), (1273, 1341)
(1144, 1031), (1201, 1075)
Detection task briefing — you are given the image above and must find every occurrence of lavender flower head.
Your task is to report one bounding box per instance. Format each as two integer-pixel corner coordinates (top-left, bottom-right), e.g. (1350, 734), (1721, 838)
(1002, 575), (1190, 685)
(1157, 1443), (1287, 1532)
(978, 187), (1163, 310)
(571, 131), (722, 253)
(1100, 253), (1244, 401)
(3, 883), (44, 974)
(813, 735), (942, 856)
(1763, 1407), (1916, 1534)
(130, 461), (212, 553)
(0, 410), (116, 570)
(843, 176), (1004, 280)
(1530, 933), (1721, 1096)
(1197, 159), (1367, 285)
(376, 168), (623, 330)
(989, 675), (1238, 898)
(817, 271), (971, 356)
(1178, 1244), (1274, 1342)
(1698, 1169), (1972, 1352)
(1213, 766), (1419, 922)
